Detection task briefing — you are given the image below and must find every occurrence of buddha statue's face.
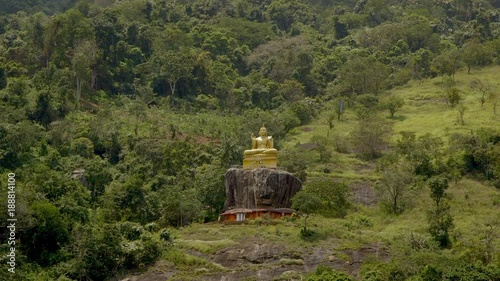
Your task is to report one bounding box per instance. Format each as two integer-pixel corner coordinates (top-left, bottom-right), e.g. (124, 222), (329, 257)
(259, 127), (267, 137)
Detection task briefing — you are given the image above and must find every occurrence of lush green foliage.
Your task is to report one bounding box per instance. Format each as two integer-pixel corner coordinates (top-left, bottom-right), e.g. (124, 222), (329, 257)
(0, 0), (499, 280)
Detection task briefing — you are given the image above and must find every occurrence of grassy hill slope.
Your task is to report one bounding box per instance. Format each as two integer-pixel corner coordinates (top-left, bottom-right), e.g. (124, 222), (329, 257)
(117, 67), (500, 280)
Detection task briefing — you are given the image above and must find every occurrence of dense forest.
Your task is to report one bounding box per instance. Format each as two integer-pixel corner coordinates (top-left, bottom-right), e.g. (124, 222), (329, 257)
(0, 0), (500, 280)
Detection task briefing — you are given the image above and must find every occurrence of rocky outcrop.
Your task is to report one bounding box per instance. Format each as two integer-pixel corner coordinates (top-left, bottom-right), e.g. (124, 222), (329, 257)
(224, 168), (302, 209)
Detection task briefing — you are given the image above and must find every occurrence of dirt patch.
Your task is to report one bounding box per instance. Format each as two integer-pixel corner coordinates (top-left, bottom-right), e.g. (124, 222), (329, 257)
(299, 142), (317, 150)
(350, 181), (378, 206)
(341, 242), (390, 279)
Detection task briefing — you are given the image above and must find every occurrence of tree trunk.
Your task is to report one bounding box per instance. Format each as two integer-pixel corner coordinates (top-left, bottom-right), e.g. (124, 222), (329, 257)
(169, 80), (176, 97)
(304, 214), (308, 231)
(91, 69), (97, 91)
(76, 78), (82, 102)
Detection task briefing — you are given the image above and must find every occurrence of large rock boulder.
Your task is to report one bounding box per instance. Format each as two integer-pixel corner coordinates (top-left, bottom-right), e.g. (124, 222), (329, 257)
(224, 168), (302, 209)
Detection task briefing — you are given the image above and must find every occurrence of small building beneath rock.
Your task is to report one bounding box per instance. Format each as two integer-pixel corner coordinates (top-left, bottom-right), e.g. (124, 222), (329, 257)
(219, 208), (298, 223)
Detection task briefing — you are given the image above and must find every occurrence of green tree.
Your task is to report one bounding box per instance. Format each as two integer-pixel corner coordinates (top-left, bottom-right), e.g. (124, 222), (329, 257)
(2, 78), (29, 109)
(279, 148), (307, 182)
(102, 175), (159, 224)
(206, 57), (238, 107)
(470, 78), (492, 108)
(162, 188), (204, 227)
(381, 95), (405, 118)
(85, 158), (113, 207)
(457, 104), (467, 126)
(22, 202), (69, 266)
(310, 135), (332, 163)
(267, 0), (314, 32)
(428, 202), (454, 248)
(427, 176), (453, 248)
(305, 178), (350, 218)
(445, 87), (462, 107)
(335, 56), (390, 95)
(410, 48), (435, 79)
(0, 67), (6, 90)
(194, 161), (226, 222)
(351, 116), (391, 159)
(489, 91), (498, 115)
(152, 48), (196, 97)
(69, 223), (124, 281)
(291, 190), (322, 232)
(431, 49), (461, 81)
(461, 39), (492, 74)
(376, 155), (413, 214)
(70, 137), (94, 158)
(72, 39), (97, 103)
(29, 92), (56, 129)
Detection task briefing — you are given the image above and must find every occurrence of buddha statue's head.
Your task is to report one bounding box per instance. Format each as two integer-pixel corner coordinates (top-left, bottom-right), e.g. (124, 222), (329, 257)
(259, 126), (268, 137)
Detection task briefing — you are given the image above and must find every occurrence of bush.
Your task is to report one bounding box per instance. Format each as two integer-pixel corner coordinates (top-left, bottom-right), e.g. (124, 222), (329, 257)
(305, 178), (350, 218)
(123, 234), (162, 269)
(351, 116), (391, 159)
(356, 94), (379, 109)
(290, 99), (316, 125)
(22, 203), (69, 266)
(119, 221), (143, 241)
(68, 224), (124, 281)
(160, 228), (173, 242)
(300, 228), (321, 241)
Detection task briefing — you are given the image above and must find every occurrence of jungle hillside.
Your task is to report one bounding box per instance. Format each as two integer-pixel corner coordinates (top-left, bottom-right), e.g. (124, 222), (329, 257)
(0, 0), (500, 280)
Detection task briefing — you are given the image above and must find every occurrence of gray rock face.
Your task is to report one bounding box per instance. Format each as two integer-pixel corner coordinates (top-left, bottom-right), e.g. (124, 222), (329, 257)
(224, 168), (302, 209)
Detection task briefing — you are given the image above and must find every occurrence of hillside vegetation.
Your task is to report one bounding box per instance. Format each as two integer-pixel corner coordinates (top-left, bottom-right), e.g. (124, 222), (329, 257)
(0, 0), (499, 280)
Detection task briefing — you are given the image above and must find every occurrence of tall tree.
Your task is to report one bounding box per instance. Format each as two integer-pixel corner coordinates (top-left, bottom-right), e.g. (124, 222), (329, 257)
(336, 56), (390, 96)
(152, 48), (195, 97)
(461, 39), (492, 74)
(72, 40), (97, 102)
(291, 191), (322, 232)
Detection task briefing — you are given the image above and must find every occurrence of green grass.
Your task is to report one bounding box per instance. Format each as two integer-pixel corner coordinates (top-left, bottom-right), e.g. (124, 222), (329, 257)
(176, 239), (237, 254)
(391, 65), (500, 139)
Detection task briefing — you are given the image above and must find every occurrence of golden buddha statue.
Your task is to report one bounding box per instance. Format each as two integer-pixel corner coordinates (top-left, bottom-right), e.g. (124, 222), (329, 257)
(243, 126), (278, 169)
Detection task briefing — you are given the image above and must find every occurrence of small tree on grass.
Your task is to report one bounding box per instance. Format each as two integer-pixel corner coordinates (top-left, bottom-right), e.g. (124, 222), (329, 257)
(489, 92), (498, 115)
(376, 155), (413, 214)
(382, 95), (405, 118)
(446, 87), (462, 107)
(457, 104), (467, 125)
(470, 78), (492, 108)
(351, 116), (391, 159)
(305, 178), (350, 218)
(311, 135), (332, 163)
(326, 112), (335, 137)
(427, 176), (454, 248)
(474, 215), (500, 264)
(291, 191), (322, 233)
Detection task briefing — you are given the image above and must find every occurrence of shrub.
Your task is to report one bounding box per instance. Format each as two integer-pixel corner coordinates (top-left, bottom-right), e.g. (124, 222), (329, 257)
(70, 137), (94, 158)
(305, 178), (350, 218)
(119, 221), (143, 241)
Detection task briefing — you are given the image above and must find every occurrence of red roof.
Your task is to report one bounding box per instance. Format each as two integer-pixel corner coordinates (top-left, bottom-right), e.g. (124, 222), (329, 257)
(221, 208), (297, 215)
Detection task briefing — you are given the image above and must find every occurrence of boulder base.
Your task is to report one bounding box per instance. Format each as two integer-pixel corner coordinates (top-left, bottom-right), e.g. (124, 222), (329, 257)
(224, 168), (302, 209)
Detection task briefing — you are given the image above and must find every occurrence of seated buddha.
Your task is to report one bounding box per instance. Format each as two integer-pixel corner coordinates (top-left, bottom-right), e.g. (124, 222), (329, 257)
(243, 126), (277, 169)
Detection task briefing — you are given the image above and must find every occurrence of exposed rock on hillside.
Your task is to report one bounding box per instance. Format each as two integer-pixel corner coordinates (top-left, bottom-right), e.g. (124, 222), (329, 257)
(224, 168), (302, 209)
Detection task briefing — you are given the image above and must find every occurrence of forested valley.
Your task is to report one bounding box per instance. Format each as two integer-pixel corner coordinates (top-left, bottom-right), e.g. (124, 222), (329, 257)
(1, 0), (500, 280)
